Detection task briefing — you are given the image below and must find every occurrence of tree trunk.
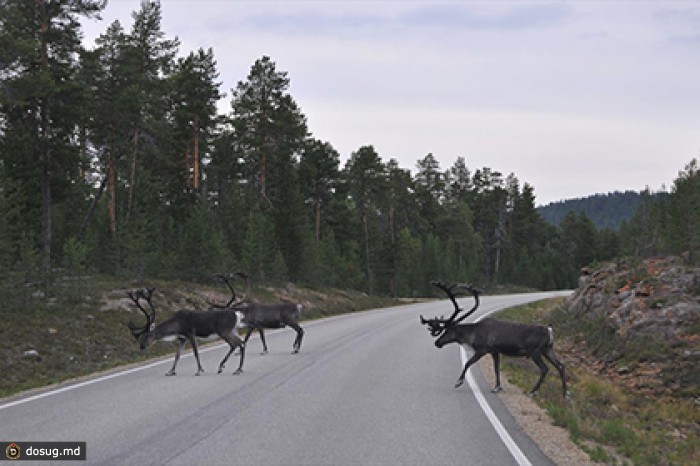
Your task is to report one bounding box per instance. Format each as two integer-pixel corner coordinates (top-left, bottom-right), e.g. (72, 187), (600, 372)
(259, 150), (266, 198)
(38, 0), (51, 277)
(389, 202), (396, 296)
(41, 106), (51, 267)
(314, 188), (321, 241)
(193, 113), (199, 191)
(184, 146), (190, 190)
(126, 128), (138, 222)
(361, 208), (373, 294)
(108, 126), (117, 235)
(80, 172), (108, 237)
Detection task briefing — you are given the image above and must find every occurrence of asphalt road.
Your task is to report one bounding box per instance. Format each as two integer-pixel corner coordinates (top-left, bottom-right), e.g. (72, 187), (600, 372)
(2, 291), (570, 465)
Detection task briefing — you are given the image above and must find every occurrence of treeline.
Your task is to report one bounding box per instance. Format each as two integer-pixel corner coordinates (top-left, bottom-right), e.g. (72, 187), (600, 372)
(1, 1), (698, 298)
(538, 191), (643, 230)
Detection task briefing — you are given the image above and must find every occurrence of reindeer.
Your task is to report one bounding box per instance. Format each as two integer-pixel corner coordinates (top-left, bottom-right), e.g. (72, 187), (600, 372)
(127, 287), (245, 376)
(220, 273), (304, 355)
(421, 282), (569, 397)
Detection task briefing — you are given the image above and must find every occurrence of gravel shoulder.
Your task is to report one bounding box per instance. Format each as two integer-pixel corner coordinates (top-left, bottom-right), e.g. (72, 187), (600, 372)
(478, 358), (602, 466)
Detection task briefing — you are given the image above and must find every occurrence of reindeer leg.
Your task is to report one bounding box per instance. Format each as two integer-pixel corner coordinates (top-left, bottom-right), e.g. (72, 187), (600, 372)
(219, 331), (244, 374)
(288, 322), (304, 353)
(455, 351), (485, 388)
(544, 348), (569, 398)
(233, 339), (245, 375)
(528, 352), (550, 396)
(167, 338), (186, 376)
(491, 352), (502, 393)
(236, 328), (254, 355)
(258, 328), (268, 355)
(188, 336), (204, 376)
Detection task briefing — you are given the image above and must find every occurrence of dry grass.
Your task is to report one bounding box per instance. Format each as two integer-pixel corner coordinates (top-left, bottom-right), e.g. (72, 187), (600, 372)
(0, 279), (403, 399)
(496, 298), (699, 466)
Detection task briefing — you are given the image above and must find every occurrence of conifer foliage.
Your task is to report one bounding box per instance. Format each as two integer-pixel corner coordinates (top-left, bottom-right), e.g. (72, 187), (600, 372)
(1, 1), (697, 297)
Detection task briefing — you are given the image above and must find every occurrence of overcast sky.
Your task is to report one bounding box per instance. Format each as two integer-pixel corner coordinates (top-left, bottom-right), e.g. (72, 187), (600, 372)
(81, 0), (700, 205)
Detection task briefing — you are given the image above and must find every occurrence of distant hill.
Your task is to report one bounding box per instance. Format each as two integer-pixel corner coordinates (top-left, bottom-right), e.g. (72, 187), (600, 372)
(537, 191), (641, 230)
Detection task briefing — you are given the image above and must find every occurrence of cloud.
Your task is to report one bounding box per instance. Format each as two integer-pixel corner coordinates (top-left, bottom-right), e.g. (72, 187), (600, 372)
(655, 6), (700, 25)
(667, 32), (700, 45)
(248, 11), (383, 34)
(653, 5), (700, 45)
(214, 4), (388, 37)
(399, 3), (572, 30)
(224, 2), (573, 40)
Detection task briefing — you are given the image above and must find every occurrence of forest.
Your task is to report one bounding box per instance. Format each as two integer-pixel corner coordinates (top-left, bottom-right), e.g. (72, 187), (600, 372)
(537, 191), (645, 230)
(1, 1), (699, 299)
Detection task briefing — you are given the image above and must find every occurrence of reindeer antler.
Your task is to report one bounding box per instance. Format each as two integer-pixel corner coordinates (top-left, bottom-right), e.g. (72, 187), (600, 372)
(126, 287), (156, 338)
(454, 283), (481, 323)
(212, 272), (250, 308)
(214, 273), (237, 308)
(233, 271), (250, 304)
(421, 281), (482, 335)
(139, 287), (156, 325)
(430, 281), (464, 322)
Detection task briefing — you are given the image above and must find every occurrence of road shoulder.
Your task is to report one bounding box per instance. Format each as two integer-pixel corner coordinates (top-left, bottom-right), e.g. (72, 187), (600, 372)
(477, 358), (602, 466)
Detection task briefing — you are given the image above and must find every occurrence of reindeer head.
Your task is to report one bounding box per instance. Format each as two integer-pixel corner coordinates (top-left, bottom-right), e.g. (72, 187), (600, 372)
(434, 322), (462, 348)
(126, 287), (157, 349)
(420, 281), (481, 347)
(420, 315), (448, 337)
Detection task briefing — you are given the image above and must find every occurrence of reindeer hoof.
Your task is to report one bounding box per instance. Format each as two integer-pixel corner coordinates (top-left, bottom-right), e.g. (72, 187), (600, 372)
(217, 368), (223, 374)
(233, 369), (243, 375)
(260, 350), (268, 356)
(491, 386), (502, 393)
(165, 371), (176, 376)
(454, 379), (464, 388)
(527, 390), (538, 397)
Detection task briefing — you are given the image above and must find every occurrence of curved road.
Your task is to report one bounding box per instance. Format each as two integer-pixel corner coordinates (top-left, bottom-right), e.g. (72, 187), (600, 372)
(2, 291), (570, 465)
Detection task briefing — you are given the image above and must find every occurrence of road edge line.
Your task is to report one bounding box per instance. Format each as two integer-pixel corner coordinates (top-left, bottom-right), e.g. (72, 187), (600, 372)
(461, 345), (532, 466)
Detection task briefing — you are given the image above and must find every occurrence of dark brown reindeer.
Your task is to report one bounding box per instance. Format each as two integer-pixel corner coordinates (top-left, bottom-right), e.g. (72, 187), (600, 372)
(421, 281), (569, 397)
(220, 272), (304, 355)
(127, 287), (245, 376)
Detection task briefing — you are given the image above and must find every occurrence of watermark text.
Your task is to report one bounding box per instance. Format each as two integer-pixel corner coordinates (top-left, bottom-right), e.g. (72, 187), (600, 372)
(2, 442), (85, 461)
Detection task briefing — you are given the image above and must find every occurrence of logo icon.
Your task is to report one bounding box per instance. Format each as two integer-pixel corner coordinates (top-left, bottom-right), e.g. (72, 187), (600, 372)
(6, 442), (20, 460)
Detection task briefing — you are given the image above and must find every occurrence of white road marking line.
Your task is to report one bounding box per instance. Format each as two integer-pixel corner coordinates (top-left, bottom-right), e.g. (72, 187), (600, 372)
(455, 301), (540, 466)
(0, 312), (349, 411)
(460, 345), (532, 466)
(0, 358), (168, 411)
(0, 332), (279, 411)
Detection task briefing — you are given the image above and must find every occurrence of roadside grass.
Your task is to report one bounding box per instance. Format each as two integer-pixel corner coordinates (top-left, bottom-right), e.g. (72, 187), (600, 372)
(495, 298), (699, 466)
(0, 278), (404, 399)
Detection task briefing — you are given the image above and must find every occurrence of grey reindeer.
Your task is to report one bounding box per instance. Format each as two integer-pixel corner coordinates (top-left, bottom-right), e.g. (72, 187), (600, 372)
(127, 286), (246, 376)
(220, 272), (305, 355)
(421, 282), (569, 397)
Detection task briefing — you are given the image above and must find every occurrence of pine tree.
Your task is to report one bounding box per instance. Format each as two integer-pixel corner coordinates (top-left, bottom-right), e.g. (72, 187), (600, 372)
(229, 56), (309, 281)
(384, 159), (419, 295)
(471, 167), (507, 282)
(415, 153), (445, 230)
(169, 48), (222, 194)
(344, 145), (386, 294)
(299, 139), (340, 241)
(446, 156), (473, 204)
(669, 159), (700, 263)
(0, 0), (106, 280)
